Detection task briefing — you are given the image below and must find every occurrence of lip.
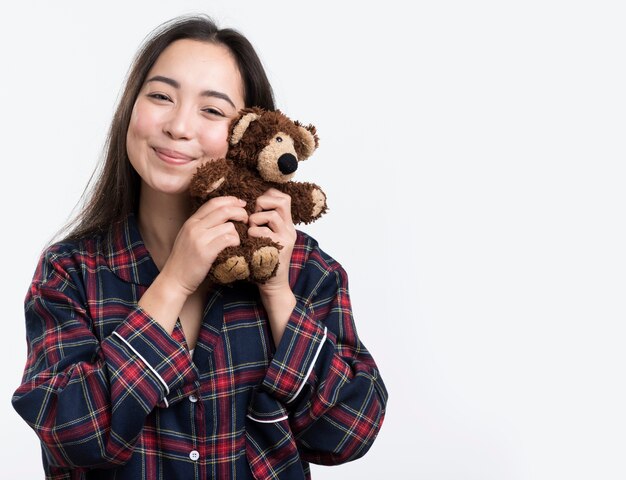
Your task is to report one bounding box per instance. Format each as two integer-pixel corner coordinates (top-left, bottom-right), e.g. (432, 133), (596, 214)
(153, 147), (196, 165)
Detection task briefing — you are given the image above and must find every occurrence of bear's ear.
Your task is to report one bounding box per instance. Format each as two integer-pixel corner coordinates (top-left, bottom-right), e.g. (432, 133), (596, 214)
(296, 124), (319, 160)
(230, 111), (261, 145)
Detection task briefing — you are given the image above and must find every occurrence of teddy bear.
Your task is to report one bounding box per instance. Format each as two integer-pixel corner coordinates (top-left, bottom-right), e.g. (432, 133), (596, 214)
(189, 107), (327, 285)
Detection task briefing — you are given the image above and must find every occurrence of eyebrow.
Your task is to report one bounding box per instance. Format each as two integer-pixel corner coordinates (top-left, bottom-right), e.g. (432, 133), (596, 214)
(146, 75), (237, 109)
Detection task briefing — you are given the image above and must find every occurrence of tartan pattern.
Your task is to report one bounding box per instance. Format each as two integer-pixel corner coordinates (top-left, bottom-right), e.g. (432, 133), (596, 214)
(13, 214), (388, 479)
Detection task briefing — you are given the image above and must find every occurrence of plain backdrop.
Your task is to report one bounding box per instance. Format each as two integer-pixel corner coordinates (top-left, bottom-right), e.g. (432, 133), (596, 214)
(2, 1), (625, 478)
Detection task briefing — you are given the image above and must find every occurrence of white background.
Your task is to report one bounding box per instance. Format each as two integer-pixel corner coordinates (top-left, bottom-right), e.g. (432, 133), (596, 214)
(1, 1), (625, 478)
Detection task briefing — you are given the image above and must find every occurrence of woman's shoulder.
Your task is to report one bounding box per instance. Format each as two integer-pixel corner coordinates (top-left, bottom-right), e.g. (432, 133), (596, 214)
(33, 231), (108, 285)
(44, 228), (108, 260)
(291, 230), (348, 292)
(293, 230), (340, 269)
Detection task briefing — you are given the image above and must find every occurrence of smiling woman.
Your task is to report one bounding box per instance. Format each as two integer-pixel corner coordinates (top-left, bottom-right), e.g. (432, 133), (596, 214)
(11, 14), (387, 480)
(126, 40), (245, 196)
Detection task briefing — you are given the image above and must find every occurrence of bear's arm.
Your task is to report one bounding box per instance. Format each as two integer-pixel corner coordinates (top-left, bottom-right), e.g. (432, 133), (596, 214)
(279, 181), (328, 225)
(189, 158), (234, 202)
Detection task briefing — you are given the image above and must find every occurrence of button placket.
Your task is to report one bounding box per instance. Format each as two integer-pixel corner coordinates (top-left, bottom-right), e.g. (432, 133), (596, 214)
(188, 390), (201, 464)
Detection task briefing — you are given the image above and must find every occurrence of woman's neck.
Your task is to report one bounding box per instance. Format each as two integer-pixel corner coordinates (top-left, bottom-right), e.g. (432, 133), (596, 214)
(137, 185), (191, 269)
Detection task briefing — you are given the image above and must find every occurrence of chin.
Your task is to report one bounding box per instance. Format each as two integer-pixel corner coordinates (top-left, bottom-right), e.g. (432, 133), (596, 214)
(158, 183), (191, 196)
(144, 177), (192, 197)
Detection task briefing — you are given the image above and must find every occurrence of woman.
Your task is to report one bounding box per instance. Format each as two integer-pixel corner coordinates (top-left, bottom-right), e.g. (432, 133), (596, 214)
(13, 15), (388, 480)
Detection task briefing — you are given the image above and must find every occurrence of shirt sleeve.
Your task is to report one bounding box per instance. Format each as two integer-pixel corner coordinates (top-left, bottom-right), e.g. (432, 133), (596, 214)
(11, 248), (197, 470)
(254, 236), (389, 465)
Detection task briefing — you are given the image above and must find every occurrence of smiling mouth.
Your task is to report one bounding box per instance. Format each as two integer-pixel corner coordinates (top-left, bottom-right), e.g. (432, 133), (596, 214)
(153, 147), (195, 165)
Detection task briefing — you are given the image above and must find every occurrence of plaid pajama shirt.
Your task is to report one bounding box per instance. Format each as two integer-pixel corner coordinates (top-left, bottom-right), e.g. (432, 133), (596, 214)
(12, 214), (388, 479)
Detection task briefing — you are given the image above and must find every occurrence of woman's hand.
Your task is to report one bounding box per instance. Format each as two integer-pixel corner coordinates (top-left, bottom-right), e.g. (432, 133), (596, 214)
(139, 196), (248, 335)
(161, 196), (249, 297)
(248, 189), (297, 345)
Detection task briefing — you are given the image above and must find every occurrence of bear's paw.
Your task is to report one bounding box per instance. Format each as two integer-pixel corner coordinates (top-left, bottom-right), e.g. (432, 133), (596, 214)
(251, 246), (280, 282)
(212, 256), (250, 284)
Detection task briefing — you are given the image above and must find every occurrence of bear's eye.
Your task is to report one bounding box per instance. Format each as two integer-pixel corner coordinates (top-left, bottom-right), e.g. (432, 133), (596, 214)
(275, 136), (283, 143)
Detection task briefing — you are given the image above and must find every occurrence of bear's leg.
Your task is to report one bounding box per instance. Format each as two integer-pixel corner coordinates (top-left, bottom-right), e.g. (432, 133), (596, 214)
(247, 237), (281, 283)
(211, 254), (250, 284)
(209, 222), (250, 284)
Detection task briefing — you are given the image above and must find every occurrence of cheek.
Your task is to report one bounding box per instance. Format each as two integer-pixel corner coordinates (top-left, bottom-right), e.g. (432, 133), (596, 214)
(126, 108), (150, 167)
(127, 106), (152, 143)
(199, 124), (231, 158)
(127, 101), (159, 150)
(125, 122), (139, 164)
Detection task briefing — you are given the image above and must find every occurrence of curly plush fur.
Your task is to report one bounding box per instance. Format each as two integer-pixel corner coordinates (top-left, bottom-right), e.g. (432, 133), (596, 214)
(190, 107), (327, 285)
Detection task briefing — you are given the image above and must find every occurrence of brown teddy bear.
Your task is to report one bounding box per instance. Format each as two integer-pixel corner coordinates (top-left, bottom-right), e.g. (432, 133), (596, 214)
(189, 107), (327, 285)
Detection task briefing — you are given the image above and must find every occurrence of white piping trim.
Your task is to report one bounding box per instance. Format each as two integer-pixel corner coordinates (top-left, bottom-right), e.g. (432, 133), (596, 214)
(246, 413), (289, 423)
(286, 326), (327, 404)
(112, 331), (170, 395)
(162, 397), (169, 408)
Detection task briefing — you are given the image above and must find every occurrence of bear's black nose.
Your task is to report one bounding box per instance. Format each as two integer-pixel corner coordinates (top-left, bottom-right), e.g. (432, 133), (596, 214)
(278, 153), (298, 174)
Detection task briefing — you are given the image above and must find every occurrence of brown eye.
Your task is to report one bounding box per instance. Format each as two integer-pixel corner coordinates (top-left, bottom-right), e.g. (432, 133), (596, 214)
(276, 136), (283, 143)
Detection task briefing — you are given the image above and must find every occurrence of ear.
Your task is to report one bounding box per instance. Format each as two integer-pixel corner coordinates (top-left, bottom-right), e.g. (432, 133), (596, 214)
(296, 124), (319, 160)
(230, 112), (261, 145)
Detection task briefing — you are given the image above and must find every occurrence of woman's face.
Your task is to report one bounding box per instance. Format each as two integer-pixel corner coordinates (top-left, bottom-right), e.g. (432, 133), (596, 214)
(126, 39), (246, 197)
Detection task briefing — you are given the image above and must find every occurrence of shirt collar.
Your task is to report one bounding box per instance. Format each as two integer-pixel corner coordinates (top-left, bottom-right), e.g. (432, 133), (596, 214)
(104, 213), (160, 286)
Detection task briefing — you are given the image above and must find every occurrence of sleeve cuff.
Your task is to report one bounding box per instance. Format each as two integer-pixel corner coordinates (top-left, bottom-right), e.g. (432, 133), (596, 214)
(103, 307), (196, 402)
(261, 300), (327, 404)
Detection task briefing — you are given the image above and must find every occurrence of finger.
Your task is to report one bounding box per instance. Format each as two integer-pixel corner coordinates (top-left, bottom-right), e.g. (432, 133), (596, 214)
(255, 189), (289, 205)
(248, 210), (283, 229)
(205, 222), (242, 250)
(255, 190), (291, 214)
(248, 225), (277, 242)
(202, 205), (249, 228)
(193, 196), (247, 219)
(260, 187), (283, 198)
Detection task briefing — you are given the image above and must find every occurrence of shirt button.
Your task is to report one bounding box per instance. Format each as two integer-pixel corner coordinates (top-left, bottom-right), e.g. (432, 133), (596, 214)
(189, 450), (200, 461)
(189, 394), (198, 403)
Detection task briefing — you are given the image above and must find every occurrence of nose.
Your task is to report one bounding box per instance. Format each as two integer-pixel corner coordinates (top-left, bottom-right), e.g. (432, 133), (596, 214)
(277, 153), (298, 174)
(164, 107), (193, 140)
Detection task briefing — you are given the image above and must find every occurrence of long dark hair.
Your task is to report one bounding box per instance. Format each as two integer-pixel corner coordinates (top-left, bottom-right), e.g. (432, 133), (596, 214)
(61, 15), (275, 241)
